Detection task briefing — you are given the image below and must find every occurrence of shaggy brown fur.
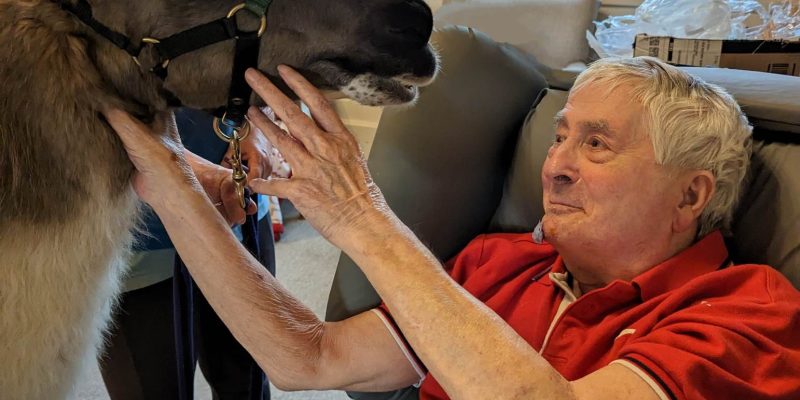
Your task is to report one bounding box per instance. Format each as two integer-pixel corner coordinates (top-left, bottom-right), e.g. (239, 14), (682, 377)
(0, 0), (435, 397)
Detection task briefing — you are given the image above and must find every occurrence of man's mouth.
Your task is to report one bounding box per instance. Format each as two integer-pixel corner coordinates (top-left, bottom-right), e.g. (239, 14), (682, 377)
(546, 201), (583, 214)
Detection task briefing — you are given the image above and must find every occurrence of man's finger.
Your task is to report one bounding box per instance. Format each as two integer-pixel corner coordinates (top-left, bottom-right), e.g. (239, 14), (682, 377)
(249, 178), (293, 199)
(244, 69), (320, 145)
(247, 160), (264, 181)
(245, 198), (258, 216)
(220, 181), (247, 226)
(277, 65), (346, 133)
(247, 107), (308, 167)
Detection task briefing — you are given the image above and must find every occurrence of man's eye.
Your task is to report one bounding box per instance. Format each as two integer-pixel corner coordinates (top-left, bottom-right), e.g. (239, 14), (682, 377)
(587, 137), (605, 149)
(554, 135), (564, 144)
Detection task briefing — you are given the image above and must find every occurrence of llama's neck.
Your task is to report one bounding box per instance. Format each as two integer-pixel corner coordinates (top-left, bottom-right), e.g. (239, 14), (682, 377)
(0, 0), (169, 227)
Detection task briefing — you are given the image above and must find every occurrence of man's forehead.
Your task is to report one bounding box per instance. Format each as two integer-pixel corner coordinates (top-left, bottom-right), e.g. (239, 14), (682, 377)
(559, 85), (643, 135)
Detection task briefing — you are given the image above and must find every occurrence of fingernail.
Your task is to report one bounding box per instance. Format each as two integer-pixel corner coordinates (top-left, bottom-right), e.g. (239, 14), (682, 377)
(245, 68), (259, 83)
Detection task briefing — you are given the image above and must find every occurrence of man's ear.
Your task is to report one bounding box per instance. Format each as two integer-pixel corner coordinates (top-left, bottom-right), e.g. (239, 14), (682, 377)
(674, 170), (715, 234)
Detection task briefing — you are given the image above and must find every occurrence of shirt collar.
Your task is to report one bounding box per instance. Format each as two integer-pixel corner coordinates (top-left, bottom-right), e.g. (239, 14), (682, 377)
(550, 231), (730, 301)
(631, 230), (729, 301)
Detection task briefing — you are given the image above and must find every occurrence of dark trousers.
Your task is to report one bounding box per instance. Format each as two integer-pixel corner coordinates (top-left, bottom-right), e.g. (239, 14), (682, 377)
(100, 214), (276, 400)
(99, 276), (269, 400)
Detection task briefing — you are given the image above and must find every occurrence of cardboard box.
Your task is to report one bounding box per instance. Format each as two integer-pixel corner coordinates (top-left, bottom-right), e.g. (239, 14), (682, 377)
(633, 34), (800, 77)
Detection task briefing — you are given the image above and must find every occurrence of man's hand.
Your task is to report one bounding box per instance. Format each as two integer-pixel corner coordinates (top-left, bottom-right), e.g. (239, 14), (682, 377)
(244, 66), (390, 248)
(186, 150), (257, 226)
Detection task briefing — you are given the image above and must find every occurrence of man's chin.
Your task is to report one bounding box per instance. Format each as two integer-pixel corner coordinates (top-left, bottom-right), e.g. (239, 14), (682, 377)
(540, 215), (576, 244)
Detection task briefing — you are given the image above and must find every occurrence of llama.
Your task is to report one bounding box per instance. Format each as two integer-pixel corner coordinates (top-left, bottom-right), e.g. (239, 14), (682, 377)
(0, 0), (437, 398)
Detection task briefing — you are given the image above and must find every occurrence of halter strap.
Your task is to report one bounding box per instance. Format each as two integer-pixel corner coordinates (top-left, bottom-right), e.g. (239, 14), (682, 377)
(52, 0), (138, 56)
(54, 0), (270, 129)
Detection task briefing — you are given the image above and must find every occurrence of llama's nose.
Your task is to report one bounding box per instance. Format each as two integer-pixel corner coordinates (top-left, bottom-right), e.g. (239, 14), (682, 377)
(382, 0), (433, 49)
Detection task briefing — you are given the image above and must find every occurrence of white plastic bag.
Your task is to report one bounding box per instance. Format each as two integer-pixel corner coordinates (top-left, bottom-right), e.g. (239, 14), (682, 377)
(729, 0), (769, 39)
(591, 0), (799, 58)
(594, 0), (732, 57)
(766, 1), (800, 40)
(636, 0), (732, 39)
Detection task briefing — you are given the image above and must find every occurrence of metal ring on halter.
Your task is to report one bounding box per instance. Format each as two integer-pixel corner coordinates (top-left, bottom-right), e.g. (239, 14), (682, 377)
(132, 37), (170, 69)
(227, 3), (268, 38)
(213, 115), (251, 142)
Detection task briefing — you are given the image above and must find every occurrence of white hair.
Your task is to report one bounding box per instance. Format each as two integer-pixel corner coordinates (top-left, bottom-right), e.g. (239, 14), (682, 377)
(572, 56), (752, 237)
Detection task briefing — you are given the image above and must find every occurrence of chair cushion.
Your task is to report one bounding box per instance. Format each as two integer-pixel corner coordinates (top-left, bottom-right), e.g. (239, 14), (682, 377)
(489, 88), (567, 232)
(434, 0), (599, 69)
(731, 140), (800, 287)
(682, 68), (800, 134)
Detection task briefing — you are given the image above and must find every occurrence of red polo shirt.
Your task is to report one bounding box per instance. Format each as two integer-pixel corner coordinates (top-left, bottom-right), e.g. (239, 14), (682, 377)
(373, 231), (800, 400)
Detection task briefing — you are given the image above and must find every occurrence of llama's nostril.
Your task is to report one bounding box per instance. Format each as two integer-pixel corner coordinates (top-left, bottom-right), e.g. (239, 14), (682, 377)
(383, 0), (433, 48)
(388, 27), (426, 45)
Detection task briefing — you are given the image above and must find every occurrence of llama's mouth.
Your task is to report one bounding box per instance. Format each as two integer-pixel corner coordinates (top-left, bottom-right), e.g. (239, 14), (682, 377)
(336, 73), (434, 106)
(304, 50), (439, 107)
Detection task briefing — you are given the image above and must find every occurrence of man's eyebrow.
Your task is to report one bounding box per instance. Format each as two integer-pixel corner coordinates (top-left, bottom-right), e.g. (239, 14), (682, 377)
(553, 112), (614, 136)
(579, 119), (613, 136)
(553, 110), (567, 129)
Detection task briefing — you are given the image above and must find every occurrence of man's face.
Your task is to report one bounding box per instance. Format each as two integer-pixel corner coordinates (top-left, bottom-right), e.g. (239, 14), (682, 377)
(541, 82), (683, 274)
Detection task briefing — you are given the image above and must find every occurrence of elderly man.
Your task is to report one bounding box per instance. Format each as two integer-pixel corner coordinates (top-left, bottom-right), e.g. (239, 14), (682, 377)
(104, 57), (800, 399)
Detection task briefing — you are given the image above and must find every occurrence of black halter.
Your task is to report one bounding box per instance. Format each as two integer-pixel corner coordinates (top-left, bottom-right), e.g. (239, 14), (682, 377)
(52, 0), (272, 131)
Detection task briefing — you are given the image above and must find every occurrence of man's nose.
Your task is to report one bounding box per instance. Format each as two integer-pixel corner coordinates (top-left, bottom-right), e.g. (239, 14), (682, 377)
(543, 143), (579, 185)
(378, 0), (434, 50)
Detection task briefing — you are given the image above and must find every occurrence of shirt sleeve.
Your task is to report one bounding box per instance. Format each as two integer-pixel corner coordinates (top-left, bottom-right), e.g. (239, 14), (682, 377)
(616, 272), (800, 400)
(371, 307), (427, 387)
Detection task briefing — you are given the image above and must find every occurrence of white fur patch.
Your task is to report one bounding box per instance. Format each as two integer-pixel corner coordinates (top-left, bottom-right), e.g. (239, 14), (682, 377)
(340, 73), (420, 106)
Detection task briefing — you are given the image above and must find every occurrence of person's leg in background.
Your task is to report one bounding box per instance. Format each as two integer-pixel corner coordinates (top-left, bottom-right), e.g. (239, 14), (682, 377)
(99, 277), (179, 400)
(177, 108), (276, 400)
(194, 203), (275, 400)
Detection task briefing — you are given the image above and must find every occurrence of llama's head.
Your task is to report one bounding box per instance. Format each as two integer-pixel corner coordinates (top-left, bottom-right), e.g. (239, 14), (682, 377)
(86, 0), (438, 110)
